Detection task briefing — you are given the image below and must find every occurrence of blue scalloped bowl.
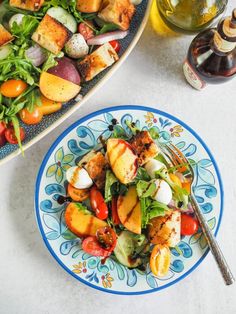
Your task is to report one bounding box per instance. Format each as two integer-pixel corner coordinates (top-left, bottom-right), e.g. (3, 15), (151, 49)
(34, 105), (223, 294)
(0, 0), (151, 165)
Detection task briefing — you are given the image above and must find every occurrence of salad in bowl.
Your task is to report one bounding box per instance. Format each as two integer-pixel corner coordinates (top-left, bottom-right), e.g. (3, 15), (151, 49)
(61, 122), (199, 277)
(0, 0), (142, 150)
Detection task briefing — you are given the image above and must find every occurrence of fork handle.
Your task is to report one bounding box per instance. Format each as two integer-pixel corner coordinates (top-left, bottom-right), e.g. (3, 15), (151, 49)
(189, 195), (235, 285)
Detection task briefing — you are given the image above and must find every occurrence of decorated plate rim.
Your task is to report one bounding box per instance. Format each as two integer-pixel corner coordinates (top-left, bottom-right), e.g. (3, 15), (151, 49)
(34, 105), (224, 295)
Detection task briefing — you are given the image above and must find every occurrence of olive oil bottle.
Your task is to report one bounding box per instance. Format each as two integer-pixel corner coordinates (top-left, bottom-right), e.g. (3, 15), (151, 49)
(156, 0), (228, 34)
(183, 9), (236, 90)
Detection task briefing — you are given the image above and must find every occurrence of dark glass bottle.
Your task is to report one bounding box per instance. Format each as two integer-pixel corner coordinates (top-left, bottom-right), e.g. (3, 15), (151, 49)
(183, 9), (236, 90)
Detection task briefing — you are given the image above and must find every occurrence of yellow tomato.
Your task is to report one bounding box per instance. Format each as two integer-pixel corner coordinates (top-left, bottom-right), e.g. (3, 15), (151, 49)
(0, 79), (28, 98)
(19, 107), (43, 125)
(40, 95), (62, 115)
(150, 244), (171, 277)
(169, 173), (182, 188)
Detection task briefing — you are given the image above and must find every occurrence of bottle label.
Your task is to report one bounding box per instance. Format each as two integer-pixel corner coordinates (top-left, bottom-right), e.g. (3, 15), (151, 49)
(214, 32), (236, 53)
(183, 60), (206, 90)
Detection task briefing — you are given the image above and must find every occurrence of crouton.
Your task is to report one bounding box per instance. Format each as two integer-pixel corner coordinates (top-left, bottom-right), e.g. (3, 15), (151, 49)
(129, 131), (159, 165)
(77, 43), (119, 81)
(77, 0), (102, 13)
(78, 151), (108, 189)
(98, 0), (135, 31)
(10, 0), (45, 11)
(32, 14), (72, 54)
(0, 24), (13, 47)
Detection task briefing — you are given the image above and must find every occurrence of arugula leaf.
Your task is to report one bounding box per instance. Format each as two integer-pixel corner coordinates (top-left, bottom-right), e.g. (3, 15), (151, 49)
(11, 15), (39, 45)
(136, 180), (156, 198)
(105, 170), (118, 203)
(140, 197), (167, 228)
(11, 116), (24, 154)
(135, 167), (151, 182)
(42, 51), (64, 72)
(25, 88), (42, 112)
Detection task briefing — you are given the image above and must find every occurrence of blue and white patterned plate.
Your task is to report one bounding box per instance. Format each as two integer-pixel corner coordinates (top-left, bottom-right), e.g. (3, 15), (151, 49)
(35, 105), (223, 295)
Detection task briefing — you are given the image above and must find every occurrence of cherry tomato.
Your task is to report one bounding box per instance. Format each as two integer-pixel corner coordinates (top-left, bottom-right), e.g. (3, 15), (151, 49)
(111, 197), (121, 225)
(90, 186), (108, 220)
(19, 107), (43, 125)
(0, 133), (6, 147)
(82, 236), (111, 257)
(0, 80), (27, 98)
(4, 127), (25, 144)
(0, 122), (6, 135)
(78, 22), (95, 40)
(150, 244), (171, 277)
(96, 226), (117, 252)
(181, 214), (199, 236)
(109, 40), (121, 53)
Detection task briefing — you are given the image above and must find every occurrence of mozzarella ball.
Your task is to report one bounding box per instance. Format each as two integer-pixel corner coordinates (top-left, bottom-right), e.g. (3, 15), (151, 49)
(152, 179), (172, 205)
(66, 166), (93, 189)
(65, 34), (89, 59)
(9, 14), (25, 29)
(145, 159), (166, 179)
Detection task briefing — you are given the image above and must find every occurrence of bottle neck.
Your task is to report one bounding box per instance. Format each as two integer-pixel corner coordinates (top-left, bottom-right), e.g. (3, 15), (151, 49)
(213, 31), (236, 53)
(213, 16), (236, 53)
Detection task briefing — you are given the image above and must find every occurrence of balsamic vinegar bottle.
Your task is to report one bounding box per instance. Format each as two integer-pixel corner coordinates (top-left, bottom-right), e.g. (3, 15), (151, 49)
(183, 9), (236, 90)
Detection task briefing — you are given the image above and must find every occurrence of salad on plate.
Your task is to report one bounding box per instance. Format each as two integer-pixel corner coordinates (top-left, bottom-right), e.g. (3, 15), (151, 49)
(0, 0), (141, 150)
(61, 122), (199, 277)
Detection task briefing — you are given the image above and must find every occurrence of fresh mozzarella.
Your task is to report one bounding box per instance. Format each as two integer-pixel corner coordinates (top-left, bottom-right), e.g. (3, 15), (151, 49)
(9, 14), (25, 29)
(66, 166), (93, 189)
(145, 159), (166, 179)
(65, 33), (89, 59)
(152, 179), (172, 205)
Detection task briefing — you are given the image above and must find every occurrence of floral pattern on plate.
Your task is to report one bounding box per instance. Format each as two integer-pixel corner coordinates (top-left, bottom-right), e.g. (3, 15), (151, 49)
(35, 106), (223, 295)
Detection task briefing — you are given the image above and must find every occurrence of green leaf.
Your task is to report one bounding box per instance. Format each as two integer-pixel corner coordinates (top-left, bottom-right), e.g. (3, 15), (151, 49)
(135, 167), (151, 182)
(46, 164), (58, 177)
(75, 203), (91, 215)
(55, 147), (64, 162)
(10, 15), (39, 44)
(136, 180), (156, 198)
(42, 51), (64, 72)
(104, 170), (118, 203)
(11, 116), (24, 154)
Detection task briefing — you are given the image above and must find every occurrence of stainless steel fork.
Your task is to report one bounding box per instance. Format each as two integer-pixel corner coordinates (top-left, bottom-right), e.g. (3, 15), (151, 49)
(161, 142), (235, 285)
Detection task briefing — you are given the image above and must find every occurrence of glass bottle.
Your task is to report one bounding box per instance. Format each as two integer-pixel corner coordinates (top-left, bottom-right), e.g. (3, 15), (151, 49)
(156, 0), (228, 34)
(183, 9), (236, 90)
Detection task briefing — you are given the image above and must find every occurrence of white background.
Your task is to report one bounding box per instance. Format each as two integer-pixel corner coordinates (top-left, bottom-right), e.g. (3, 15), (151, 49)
(0, 2), (236, 313)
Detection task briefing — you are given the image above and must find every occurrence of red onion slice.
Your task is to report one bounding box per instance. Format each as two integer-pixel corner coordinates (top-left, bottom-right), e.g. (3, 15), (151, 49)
(87, 31), (128, 46)
(25, 44), (47, 67)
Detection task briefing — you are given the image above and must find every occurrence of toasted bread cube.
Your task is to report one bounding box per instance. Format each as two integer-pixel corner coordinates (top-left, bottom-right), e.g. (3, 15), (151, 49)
(77, 43), (119, 81)
(77, 0), (102, 13)
(10, 0), (45, 11)
(32, 14), (72, 54)
(0, 24), (13, 47)
(80, 152), (108, 189)
(98, 0), (135, 31)
(129, 131), (159, 165)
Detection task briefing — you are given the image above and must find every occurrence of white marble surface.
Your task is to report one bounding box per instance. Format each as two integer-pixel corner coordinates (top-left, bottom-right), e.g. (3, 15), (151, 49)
(1, 3), (236, 314)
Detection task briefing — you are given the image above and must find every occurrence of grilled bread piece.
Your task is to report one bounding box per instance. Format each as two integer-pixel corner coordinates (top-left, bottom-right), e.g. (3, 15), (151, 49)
(78, 151), (108, 189)
(77, 43), (119, 81)
(129, 131), (159, 166)
(0, 24), (13, 47)
(148, 210), (181, 247)
(32, 14), (72, 54)
(98, 0), (135, 31)
(10, 0), (45, 11)
(77, 0), (102, 13)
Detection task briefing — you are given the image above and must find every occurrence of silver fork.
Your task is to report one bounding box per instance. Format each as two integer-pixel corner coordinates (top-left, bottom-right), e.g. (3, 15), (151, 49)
(161, 142), (235, 286)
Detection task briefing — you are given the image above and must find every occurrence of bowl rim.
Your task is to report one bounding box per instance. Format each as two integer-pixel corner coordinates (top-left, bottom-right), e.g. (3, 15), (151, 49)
(34, 105), (224, 295)
(0, 0), (152, 167)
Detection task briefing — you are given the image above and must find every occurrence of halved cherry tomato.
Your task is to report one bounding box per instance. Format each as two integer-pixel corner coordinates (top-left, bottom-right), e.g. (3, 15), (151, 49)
(90, 186), (108, 220)
(19, 107), (43, 125)
(0, 133), (6, 147)
(150, 244), (171, 277)
(4, 127), (25, 144)
(67, 183), (89, 202)
(109, 40), (121, 53)
(169, 173), (182, 188)
(96, 226), (117, 252)
(181, 213), (199, 236)
(82, 236), (111, 257)
(0, 79), (27, 98)
(182, 181), (191, 194)
(111, 197), (121, 225)
(78, 22), (94, 40)
(40, 95), (62, 115)
(0, 122), (6, 135)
